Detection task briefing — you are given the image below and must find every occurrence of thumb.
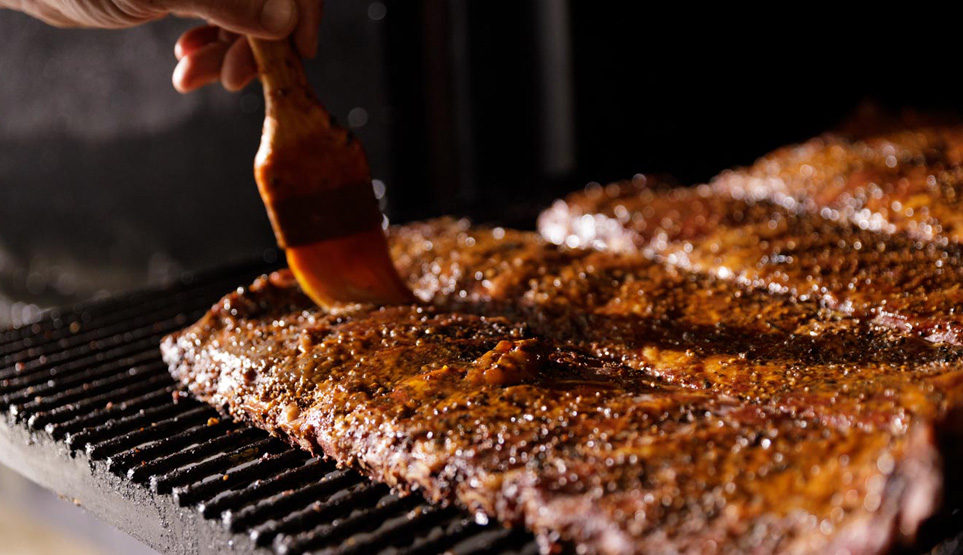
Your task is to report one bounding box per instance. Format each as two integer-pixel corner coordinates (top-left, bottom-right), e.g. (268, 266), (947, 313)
(164, 0), (297, 38)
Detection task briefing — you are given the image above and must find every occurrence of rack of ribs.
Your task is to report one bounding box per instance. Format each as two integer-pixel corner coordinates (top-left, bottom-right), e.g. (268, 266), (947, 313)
(164, 206), (963, 554)
(538, 126), (963, 346)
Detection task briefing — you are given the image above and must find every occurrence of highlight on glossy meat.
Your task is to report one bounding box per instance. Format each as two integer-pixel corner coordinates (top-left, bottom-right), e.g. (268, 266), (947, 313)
(538, 127), (963, 346)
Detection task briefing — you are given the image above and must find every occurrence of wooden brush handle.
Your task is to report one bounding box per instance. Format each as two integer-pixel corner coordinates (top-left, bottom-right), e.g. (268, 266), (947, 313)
(247, 37), (381, 249)
(248, 38), (316, 117)
(247, 37), (414, 307)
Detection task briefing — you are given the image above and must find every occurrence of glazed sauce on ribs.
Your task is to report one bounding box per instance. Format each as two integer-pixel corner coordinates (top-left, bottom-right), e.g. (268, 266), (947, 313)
(163, 124), (963, 554)
(164, 221), (961, 554)
(539, 127), (963, 345)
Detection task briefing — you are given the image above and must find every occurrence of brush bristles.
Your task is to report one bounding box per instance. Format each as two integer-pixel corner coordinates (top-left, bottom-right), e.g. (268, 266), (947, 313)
(286, 229), (415, 308)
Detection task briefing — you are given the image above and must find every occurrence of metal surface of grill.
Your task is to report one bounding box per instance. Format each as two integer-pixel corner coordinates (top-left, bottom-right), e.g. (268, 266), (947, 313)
(0, 258), (539, 555)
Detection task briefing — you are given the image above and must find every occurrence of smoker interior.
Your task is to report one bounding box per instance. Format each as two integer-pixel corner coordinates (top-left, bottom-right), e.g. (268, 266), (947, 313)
(0, 257), (538, 555)
(2, 258), (963, 555)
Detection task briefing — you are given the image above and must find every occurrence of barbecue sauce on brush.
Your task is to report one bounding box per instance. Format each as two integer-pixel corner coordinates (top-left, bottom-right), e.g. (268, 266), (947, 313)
(247, 38), (412, 308)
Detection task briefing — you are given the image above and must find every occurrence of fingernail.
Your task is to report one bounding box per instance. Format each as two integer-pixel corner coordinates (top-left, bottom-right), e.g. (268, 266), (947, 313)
(172, 59), (191, 93)
(260, 0), (295, 34)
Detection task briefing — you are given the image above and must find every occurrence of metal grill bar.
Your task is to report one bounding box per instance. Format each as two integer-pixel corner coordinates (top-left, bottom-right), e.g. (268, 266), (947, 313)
(197, 457), (328, 519)
(105, 418), (238, 474)
(252, 482), (396, 548)
(1, 279), (226, 363)
(394, 516), (486, 555)
(172, 449), (305, 508)
(85, 405), (212, 459)
(128, 427), (263, 484)
(2, 337), (153, 387)
(307, 504), (458, 555)
(64, 390), (192, 449)
(226, 469), (364, 534)
(271, 493), (423, 553)
(0, 262), (273, 370)
(41, 383), (177, 436)
(5, 356), (167, 416)
(0, 257), (272, 351)
(150, 437), (287, 494)
(0, 258), (542, 554)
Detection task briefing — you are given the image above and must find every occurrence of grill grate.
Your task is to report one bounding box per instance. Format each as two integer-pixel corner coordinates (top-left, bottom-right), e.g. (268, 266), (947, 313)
(0, 257), (539, 555)
(4, 258), (963, 555)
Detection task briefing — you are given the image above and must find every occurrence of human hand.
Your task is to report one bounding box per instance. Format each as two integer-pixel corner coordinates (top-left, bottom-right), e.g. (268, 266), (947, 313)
(172, 0), (322, 93)
(3, 0), (322, 92)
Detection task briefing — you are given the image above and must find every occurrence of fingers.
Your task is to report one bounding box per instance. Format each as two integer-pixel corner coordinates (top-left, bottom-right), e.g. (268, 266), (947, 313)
(172, 37), (231, 92)
(221, 37), (257, 91)
(170, 0), (321, 93)
(162, 0), (297, 38)
(174, 24), (221, 60)
(173, 27), (256, 93)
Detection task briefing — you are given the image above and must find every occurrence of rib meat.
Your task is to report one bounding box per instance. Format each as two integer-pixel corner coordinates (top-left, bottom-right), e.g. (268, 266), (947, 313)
(711, 127), (963, 244)
(538, 128), (963, 345)
(391, 220), (963, 430)
(163, 220), (963, 554)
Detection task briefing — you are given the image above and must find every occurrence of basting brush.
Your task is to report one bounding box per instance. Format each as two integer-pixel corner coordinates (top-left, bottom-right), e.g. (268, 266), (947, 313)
(247, 37), (414, 307)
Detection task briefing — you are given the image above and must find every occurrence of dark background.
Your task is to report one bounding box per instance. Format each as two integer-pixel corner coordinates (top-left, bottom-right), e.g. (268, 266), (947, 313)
(0, 2), (958, 325)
